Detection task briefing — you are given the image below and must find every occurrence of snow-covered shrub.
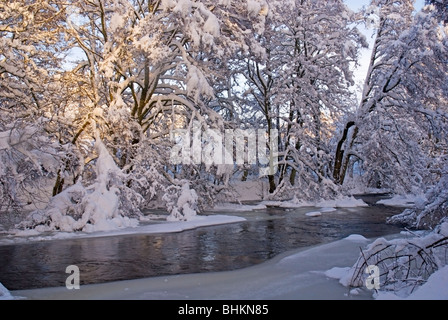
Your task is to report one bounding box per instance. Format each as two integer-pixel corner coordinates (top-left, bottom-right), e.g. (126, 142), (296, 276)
(17, 133), (141, 232)
(163, 182), (199, 221)
(388, 174), (448, 230)
(0, 124), (63, 212)
(343, 222), (448, 298)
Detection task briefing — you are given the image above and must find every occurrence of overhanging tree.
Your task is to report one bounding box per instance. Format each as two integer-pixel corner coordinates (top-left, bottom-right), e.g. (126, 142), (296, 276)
(0, 1), (74, 211)
(333, 0), (448, 195)
(16, 0), (272, 231)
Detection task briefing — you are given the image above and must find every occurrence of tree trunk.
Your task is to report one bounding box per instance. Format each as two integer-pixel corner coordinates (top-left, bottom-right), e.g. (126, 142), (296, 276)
(242, 170), (248, 182)
(268, 175), (276, 194)
(333, 121), (357, 185)
(52, 121), (90, 196)
(52, 170), (65, 197)
(290, 168), (297, 186)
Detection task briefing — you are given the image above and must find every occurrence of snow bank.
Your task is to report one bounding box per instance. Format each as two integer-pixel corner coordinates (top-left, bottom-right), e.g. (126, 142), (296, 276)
(0, 282), (14, 300)
(305, 207), (337, 217)
(324, 267), (351, 280)
(306, 211), (322, 217)
(377, 194), (425, 207)
(376, 266), (448, 300)
(0, 215), (246, 245)
(344, 234), (369, 242)
(263, 196), (368, 209)
(211, 203), (267, 212)
(135, 215), (246, 235)
(214, 196), (363, 217)
(327, 223), (448, 300)
(316, 197), (369, 208)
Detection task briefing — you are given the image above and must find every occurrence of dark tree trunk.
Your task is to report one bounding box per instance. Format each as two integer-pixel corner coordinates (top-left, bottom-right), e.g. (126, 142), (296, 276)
(52, 121), (90, 196)
(333, 121), (357, 185)
(290, 168), (297, 186)
(52, 170), (65, 197)
(268, 175), (276, 194)
(242, 170), (248, 182)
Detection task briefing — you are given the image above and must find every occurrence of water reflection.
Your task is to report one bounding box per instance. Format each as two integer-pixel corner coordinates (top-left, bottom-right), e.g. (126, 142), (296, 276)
(0, 205), (404, 290)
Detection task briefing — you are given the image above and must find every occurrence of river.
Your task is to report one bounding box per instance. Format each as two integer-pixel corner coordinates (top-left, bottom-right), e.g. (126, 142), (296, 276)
(0, 198), (405, 291)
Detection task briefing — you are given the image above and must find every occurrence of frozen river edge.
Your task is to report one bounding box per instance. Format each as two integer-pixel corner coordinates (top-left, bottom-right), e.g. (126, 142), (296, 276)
(10, 233), (384, 300)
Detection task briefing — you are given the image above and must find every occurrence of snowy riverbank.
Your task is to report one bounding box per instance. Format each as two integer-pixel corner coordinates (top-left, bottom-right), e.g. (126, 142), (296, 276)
(0, 194), (371, 246)
(0, 214), (246, 246)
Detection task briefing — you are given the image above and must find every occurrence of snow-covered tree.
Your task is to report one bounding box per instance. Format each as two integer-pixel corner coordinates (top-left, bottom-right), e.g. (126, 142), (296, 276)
(236, 0), (366, 200)
(3, 0), (446, 235)
(13, 0), (272, 231)
(334, 1), (448, 196)
(0, 1), (72, 211)
(341, 3), (448, 298)
(425, 0), (448, 24)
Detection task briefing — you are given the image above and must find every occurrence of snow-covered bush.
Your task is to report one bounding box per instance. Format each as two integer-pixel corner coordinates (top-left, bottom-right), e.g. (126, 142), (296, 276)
(388, 174), (448, 230)
(163, 183), (199, 221)
(17, 131), (141, 232)
(343, 222), (448, 298)
(0, 124), (63, 212)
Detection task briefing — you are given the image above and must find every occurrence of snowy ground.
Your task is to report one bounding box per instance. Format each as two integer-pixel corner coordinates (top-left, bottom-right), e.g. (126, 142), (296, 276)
(1, 194), (447, 300)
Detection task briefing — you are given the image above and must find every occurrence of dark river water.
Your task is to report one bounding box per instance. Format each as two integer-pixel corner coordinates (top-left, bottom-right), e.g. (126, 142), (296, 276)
(0, 198), (405, 290)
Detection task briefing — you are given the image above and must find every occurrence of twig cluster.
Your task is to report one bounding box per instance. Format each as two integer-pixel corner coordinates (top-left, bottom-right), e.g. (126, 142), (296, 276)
(348, 226), (448, 296)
